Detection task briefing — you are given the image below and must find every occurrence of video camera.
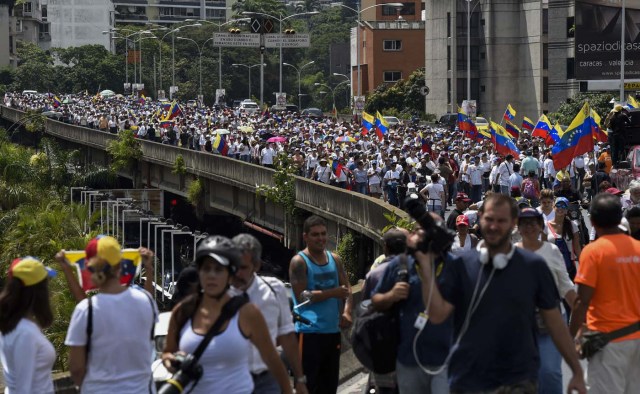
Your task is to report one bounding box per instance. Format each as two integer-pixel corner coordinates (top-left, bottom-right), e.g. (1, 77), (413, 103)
(158, 353), (203, 394)
(404, 197), (455, 255)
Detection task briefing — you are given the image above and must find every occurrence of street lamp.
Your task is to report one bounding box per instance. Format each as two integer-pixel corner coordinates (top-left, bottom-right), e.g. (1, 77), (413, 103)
(283, 60), (315, 109)
(331, 2), (403, 97)
(333, 72), (352, 106)
(195, 18), (250, 96)
(134, 34), (158, 94)
(241, 11), (319, 98)
(315, 81), (350, 114)
(177, 36), (215, 97)
(232, 63), (266, 99)
(155, 23), (201, 99)
(104, 30), (141, 91)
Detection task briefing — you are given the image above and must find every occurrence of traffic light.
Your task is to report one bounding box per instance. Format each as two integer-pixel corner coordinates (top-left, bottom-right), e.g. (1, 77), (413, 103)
(284, 29), (296, 34)
(229, 28), (241, 34)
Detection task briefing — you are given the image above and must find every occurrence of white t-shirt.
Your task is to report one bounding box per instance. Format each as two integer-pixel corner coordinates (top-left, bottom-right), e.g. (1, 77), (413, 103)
(261, 147), (276, 165)
(230, 275), (294, 373)
(533, 242), (575, 298)
(0, 319), (55, 394)
(422, 183), (444, 202)
(65, 287), (158, 394)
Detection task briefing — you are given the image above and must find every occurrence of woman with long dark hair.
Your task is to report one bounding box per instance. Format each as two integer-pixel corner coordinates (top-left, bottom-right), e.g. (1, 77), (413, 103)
(547, 197), (582, 280)
(0, 257), (56, 393)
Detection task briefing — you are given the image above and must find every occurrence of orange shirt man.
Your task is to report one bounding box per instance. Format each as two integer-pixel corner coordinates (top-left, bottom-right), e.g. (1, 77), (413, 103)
(570, 193), (640, 394)
(597, 149), (612, 174)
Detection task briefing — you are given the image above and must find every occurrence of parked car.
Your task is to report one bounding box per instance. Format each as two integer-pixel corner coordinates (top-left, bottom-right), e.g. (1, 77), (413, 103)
(383, 116), (401, 126)
(271, 104), (299, 113)
(437, 113), (457, 131)
(240, 101), (260, 114)
(301, 107), (324, 118)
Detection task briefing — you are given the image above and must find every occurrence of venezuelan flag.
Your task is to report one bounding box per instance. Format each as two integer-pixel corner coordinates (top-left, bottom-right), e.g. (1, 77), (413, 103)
(419, 130), (432, 155)
(138, 94), (147, 105)
(522, 116), (534, 132)
(361, 111), (375, 136)
(64, 249), (141, 292)
(213, 133), (228, 156)
(490, 121), (520, 157)
(375, 111), (389, 141)
(627, 95), (639, 110)
(457, 106), (479, 141)
(159, 120), (174, 128)
(551, 102), (596, 170)
(53, 96), (62, 108)
(590, 107), (607, 143)
(505, 121), (521, 139)
(548, 123), (563, 146)
(160, 102), (171, 111)
(330, 158), (344, 177)
(503, 104), (516, 122)
(532, 115), (553, 139)
(168, 101), (182, 120)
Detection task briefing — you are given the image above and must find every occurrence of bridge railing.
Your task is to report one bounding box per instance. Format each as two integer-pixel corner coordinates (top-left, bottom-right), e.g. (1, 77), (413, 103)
(1, 106), (407, 239)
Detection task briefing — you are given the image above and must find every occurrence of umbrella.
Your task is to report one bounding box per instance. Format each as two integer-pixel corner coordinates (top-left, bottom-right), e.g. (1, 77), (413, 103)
(239, 125), (254, 133)
(100, 90), (115, 98)
(214, 128), (230, 135)
(267, 136), (286, 143)
(335, 136), (356, 143)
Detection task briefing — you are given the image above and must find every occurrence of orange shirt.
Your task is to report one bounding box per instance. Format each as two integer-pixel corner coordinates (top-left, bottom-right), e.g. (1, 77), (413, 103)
(598, 152), (612, 174)
(576, 234), (640, 341)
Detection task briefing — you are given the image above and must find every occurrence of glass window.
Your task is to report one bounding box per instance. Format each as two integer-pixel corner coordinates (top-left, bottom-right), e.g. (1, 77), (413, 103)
(383, 71), (402, 82)
(383, 40), (402, 51)
(23, 2), (32, 13)
(543, 43), (548, 69)
(543, 9), (548, 34)
(567, 16), (575, 38)
(567, 58), (575, 79)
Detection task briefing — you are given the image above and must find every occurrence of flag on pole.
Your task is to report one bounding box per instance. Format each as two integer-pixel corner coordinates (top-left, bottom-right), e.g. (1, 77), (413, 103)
(374, 111), (389, 141)
(627, 95), (639, 109)
(168, 101), (182, 120)
(53, 96), (62, 108)
(505, 121), (521, 139)
(330, 158), (344, 177)
(503, 104), (516, 122)
(522, 116), (534, 131)
(590, 106), (607, 143)
(457, 106), (480, 141)
(551, 102), (596, 170)
(361, 111), (375, 136)
(213, 133), (229, 156)
(490, 121), (521, 157)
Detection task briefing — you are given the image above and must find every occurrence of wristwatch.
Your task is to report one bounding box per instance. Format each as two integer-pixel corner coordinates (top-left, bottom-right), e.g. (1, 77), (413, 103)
(294, 375), (307, 384)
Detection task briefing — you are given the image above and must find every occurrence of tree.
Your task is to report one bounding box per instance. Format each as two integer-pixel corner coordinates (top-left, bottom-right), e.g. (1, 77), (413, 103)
(11, 42), (55, 93)
(365, 68), (426, 118)
(547, 92), (616, 125)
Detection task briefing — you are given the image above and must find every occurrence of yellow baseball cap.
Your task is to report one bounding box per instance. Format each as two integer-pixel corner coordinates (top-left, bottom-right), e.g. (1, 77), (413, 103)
(9, 256), (56, 286)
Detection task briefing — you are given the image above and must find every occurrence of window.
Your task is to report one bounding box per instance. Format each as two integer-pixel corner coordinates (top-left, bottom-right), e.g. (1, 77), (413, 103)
(447, 45), (451, 70)
(160, 7), (174, 16)
(567, 58), (575, 79)
(383, 71), (402, 82)
(543, 43), (548, 69)
(543, 9), (548, 34)
(447, 12), (451, 37)
(383, 40), (402, 51)
(15, 20), (22, 33)
(456, 45), (479, 70)
(40, 23), (49, 34)
(567, 16), (575, 38)
(23, 2), (32, 13)
(456, 12), (480, 37)
(543, 77), (548, 103)
(41, 6), (47, 21)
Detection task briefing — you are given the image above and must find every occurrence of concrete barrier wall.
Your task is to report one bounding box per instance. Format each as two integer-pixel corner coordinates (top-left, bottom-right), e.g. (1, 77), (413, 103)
(1, 106), (408, 240)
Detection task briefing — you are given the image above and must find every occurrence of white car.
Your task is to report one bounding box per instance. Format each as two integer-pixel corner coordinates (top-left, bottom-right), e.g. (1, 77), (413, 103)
(383, 116), (401, 126)
(240, 101), (260, 115)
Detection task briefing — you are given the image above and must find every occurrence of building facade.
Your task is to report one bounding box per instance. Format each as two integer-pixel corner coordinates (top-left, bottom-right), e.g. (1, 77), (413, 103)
(352, 0), (425, 96)
(425, 0), (548, 122)
(111, 0), (228, 25)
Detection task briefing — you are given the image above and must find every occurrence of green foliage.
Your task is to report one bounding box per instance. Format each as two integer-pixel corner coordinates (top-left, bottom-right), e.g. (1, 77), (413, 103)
(336, 231), (358, 285)
(187, 177), (204, 206)
(548, 92), (615, 125)
(106, 129), (143, 172)
(23, 110), (46, 134)
(256, 153), (298, 216)
(173, 154), (187, 175)
(381, 211), (415, 235)
(365, 68), (426, 118)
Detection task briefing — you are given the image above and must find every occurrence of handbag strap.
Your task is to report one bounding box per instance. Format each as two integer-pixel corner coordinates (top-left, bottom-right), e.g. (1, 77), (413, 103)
(192, 294), (249, 361)
(603, 322), (640, 342)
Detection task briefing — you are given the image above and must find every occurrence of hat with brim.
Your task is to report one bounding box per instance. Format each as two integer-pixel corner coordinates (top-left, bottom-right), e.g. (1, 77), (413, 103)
(85, 235), (122, 266)
(9, 256), (56, 286)
(605, 187), (624, 196)
(519, 207), (542, 219)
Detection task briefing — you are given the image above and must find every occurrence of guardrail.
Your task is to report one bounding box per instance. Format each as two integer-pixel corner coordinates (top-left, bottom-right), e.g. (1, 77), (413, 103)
(1, 106), (407, 240)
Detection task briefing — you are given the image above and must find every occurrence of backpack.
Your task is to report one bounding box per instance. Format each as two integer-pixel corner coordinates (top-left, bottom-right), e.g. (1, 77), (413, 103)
(351, 254), (407, 374)
(522, 179), (537, 199)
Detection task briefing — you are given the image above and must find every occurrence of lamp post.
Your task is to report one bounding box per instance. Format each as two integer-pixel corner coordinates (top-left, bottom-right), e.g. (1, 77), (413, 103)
(620, 0), (626, 102)
(195, 19), (250, 94)
(331, 2), (403, 97)
(465, 0), (480, 101)
(157, 23), (201, 99)
(104, 30), (139, 91)
(177, 36), (215, 97)
(283, 60), (315, 109)
(333, 72), (352, 106)
(241, 11), (319, 97)
(232, 63), (265, 99)
(315, 81), (350, 113)
(134, 35), (158, 93)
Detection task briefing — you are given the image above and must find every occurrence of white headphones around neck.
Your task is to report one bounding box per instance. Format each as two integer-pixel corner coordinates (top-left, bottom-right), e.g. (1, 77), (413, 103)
(477, 241), (516, 270)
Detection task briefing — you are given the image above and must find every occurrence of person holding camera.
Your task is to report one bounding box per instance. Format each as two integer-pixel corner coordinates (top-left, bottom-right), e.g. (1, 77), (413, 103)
(230, 234), (308, 394)
(570, 193), (640, 393)
(414, 194), (586, 393)
(162, 236), (293, 394)
(65, 235), (158, 393)
(0, 257), (56, 394)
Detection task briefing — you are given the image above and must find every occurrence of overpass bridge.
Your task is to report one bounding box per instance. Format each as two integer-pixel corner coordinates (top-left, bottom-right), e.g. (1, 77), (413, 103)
(1, 105), (408, 274)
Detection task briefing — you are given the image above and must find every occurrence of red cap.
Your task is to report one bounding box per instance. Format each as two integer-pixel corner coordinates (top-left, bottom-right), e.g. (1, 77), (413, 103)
(605, 187), (624, 196)
(456, 215), (470, 226)
(456, 192), (471, 202)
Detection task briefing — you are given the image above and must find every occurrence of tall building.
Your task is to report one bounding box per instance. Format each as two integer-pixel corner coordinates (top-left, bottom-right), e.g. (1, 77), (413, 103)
(352, 0), (425, 96)
(425, 0), (548, 122)
(111, 0), (228, 26)
(47, 0), (114, 50)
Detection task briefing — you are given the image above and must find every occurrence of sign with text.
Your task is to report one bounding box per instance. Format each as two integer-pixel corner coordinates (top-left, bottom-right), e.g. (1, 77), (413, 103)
(213, 33), (261, 48)
(264, 34), (311, 48)
(575, 0), (640, 80)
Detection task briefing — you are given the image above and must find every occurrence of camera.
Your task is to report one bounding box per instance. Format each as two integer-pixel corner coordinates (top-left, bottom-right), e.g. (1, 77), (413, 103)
(158, 353), (203, 394)
(404, 197), (455, 255)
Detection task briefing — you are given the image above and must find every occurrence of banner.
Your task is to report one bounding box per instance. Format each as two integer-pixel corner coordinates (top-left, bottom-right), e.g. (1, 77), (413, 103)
(127, 50), (140, 64)
(575, 0), (640, 80)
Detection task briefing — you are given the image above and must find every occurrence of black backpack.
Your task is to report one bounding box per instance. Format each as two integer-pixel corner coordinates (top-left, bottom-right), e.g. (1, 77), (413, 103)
(351, 254), (407, 374)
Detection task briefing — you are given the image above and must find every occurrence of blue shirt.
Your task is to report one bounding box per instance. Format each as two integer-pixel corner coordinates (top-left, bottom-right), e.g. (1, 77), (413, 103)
(293, 251), (340, 334)
(373, 255), (452, 367)
(438, 248), (560, 391)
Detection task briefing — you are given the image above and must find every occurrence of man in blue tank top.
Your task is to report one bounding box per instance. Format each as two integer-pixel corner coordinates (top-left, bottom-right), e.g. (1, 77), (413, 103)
(289, 215), (353, 394)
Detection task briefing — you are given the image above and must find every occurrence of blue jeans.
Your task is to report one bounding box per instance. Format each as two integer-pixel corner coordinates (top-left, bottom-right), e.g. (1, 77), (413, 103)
(500, 185), (510, 196)
(396, 361), (449, 394)
(356, 182), (368, 195)
(537, 331), (562, 394)
(252, 370), (280, 394)
(471, 184), (483, 203)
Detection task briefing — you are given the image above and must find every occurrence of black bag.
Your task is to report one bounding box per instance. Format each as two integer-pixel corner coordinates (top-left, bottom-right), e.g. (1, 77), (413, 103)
(577, 322), (640, 359)
(351, 255), (407, 374)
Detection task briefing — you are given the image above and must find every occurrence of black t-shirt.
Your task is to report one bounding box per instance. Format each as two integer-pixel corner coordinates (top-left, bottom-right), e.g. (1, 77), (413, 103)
(438, 248), (560, 391)
(446, 208), (465, 230)
(555, 189), (581, 203)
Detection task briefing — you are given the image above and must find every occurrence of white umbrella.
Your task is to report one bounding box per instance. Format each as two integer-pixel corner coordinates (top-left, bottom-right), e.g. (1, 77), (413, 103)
(214, 128), (231, 135)
(100, 90), (116, 98)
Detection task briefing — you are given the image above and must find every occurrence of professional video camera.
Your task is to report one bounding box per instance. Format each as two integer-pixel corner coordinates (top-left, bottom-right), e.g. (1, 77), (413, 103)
(158, 353), (203, 394)
(404, 197), (455, 255)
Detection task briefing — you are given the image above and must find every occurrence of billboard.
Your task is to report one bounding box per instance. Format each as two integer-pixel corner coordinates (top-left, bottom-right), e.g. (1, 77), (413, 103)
(575, 0), (640, 80)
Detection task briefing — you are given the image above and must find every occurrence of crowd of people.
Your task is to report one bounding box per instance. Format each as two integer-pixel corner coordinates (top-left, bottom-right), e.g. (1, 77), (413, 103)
(1, 92), (640, 394)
